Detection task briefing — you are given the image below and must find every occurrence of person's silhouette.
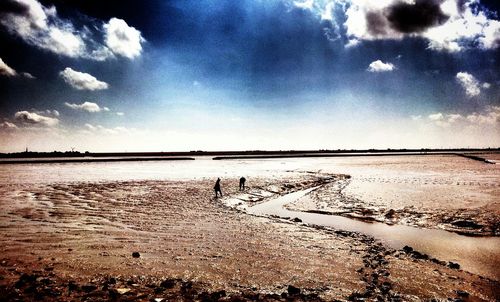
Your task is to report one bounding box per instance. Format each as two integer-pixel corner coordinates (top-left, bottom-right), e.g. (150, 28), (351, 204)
(239, 177), (246, 191)
(214, 178), (222, 197)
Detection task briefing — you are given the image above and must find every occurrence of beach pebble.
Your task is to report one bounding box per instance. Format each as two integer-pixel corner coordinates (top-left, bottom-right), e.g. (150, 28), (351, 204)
(211, 290), (226, 299)
(456, 290), (469, 297)
(160, 279), (176, 289)
(431, 258), (447, 266)
(287, 285), (301, 295)
(82, 284), (97, 292)
(132, 252), (141, 258)
(451, 220), (482, 229)
(402, 246), (413, 253)
(116, 288), (131, 294)
(67, 281), (78, 291)
(385, 209), (396, 218)
(410, 250), (428, 260)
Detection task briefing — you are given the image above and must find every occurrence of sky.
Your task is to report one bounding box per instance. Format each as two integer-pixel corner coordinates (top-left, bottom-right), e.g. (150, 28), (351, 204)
(0, 0), (499, 152)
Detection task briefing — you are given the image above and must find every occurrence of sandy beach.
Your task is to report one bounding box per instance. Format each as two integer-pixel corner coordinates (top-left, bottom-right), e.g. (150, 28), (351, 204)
(0, 155), (499, 301)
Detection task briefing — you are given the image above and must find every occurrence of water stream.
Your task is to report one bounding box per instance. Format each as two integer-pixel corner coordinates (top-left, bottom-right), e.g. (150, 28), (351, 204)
(246, 187), (500, 281)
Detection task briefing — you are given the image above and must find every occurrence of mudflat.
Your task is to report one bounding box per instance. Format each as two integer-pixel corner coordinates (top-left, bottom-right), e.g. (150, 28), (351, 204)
(0, 155), (498, 301)
(287, 155), (500, 236)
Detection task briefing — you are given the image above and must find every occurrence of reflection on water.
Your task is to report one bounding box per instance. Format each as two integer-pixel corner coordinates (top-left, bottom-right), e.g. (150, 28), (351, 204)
(0, 157), (310, 184)
(1, 155), (498, 185)
(247, 188), (500, 281)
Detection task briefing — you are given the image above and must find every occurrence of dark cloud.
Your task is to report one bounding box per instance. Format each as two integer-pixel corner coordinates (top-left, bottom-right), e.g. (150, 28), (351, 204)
(490, 37), (500, 49)
(456, 0), (468, 14)
(0, 0), (29, 16)
(366, 11), (389, 37)
(386, 0), (449, 33)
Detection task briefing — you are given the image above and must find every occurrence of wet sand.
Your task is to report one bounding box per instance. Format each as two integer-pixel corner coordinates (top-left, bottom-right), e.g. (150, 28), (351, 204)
(0, 156), (499, 301)
(242, 186), (500, 280)
(0, 178), (366, 300)
(287, 155), (500, 236)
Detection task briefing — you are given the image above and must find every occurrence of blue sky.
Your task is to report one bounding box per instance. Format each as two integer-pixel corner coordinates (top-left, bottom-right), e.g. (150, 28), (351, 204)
(0, 0), (499, 152)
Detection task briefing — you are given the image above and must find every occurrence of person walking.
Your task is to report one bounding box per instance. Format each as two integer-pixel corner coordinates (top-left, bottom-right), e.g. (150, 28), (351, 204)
(239, 177), (246, 191)
(214, 178), (222, 197)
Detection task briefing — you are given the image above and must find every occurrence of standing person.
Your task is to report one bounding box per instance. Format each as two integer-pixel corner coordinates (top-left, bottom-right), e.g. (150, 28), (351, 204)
(214, 178), (222, 197)
(239, 177), (246, 191)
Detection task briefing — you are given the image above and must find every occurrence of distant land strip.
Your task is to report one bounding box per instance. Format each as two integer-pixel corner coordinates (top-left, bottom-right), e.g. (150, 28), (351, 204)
(212, 151), (498, 161)
(0, 149), (498, 164)
(1, 148), (499, 159)
(0, 157), (195, 165)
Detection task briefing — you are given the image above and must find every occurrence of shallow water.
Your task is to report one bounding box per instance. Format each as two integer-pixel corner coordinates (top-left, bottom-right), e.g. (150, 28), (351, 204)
(1, 154), (498, 185)
(247, 188), (500, 281)
(0, 156), (298, 184)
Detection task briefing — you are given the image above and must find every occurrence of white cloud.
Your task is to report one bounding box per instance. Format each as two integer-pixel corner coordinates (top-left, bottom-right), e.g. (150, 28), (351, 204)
(345, 38), (361, 48)
(116, 112), (125, 116)
(0, 57), (37, 79)
(0, 0), (145, 60)
(83, 123), (132, 135)
(289, 0), (500, 52)
(0, 121), (18, 130)
(427, 112), (462, 127)
(367, 60), (395, 72)
(104, 18), (145, 59)
(478, 18), (500, 49)
(410, 115), (422, 121)
(0, 57), (17, 77)
(84, 123), (97, 131)
(59, 68), (108, 91)
(14, 110), (59, 127)
(428, 113), (444, 121)
(466, 106), (500, 125)
(39, 109), (59, 117)
(65, 101), (103, 112)
(456, 72), (481, 97)
(0, 0), (86, 58)
(293, 0), (314, 10)
(482, 82), (491, 89)
(321, 2), (337, 22)
(21, 72), (35, 79)
(446, 113), (462, 123)
(422, 107), (499, 128)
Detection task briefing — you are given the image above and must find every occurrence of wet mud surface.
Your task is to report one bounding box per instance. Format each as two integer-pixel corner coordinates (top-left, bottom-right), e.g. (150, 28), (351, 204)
(286, 176), (499, 236)
(284, 156), (500, 237)
(0, 156), (499, 301)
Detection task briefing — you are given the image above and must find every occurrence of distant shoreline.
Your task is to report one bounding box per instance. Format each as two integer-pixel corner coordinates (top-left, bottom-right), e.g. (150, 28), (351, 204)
(0, 157), (195, 165)
(0, 149), (498, 164)
(1, 148), (499, 158)
(213, 152), (498, 163)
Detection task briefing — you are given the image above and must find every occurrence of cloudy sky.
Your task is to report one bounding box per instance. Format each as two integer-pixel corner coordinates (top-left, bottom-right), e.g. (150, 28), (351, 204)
(0, 0), (499, 152)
